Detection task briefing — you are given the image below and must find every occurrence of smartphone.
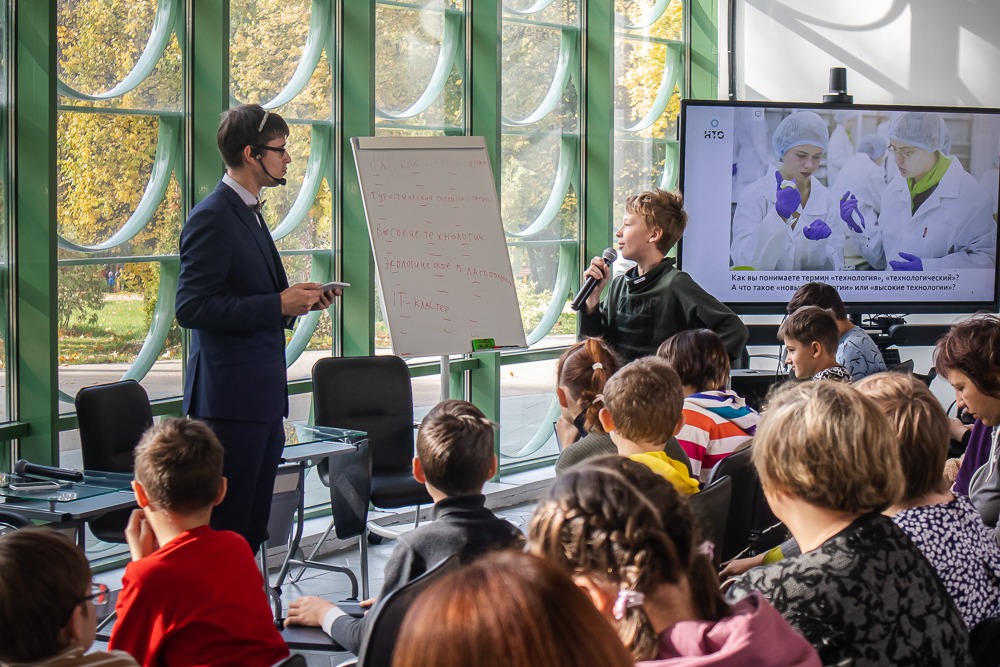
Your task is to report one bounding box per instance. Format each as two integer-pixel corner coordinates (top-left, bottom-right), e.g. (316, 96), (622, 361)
(321, 281), (350, 292)
(9, 480), (63, 491)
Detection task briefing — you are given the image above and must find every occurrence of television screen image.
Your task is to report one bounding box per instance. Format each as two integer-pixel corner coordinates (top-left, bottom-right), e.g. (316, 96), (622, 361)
(679, 101), (1000, 314)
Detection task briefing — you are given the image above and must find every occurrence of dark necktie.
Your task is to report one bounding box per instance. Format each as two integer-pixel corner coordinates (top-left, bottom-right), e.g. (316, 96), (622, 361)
(251, 200), (267, 230)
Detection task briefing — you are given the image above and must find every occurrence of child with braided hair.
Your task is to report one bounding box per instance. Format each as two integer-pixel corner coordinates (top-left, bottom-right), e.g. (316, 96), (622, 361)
(554, 338), (620, 471)
(528, 457), (820, 666)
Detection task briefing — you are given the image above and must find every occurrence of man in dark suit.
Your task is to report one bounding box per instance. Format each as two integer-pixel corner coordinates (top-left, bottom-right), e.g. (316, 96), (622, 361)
(176, 104), (336, 552)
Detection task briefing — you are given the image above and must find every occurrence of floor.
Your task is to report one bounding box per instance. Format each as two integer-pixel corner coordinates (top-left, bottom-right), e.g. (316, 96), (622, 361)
(91, 482), (546, 666)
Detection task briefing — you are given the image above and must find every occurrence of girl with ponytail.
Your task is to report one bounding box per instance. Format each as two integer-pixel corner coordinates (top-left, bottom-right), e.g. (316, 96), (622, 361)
(554, 338), (621, 472)
(528, 457), (820, 666)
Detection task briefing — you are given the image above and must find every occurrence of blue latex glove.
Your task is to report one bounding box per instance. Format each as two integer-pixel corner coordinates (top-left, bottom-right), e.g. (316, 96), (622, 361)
(802, 219), (832, 241)
(889, 252), (923, 271)
(839, 191), (865, 233)
(774, 171), (801, 220)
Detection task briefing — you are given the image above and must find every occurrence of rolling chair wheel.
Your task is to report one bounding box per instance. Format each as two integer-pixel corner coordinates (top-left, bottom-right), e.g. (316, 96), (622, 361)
(367, 532), (383, 545)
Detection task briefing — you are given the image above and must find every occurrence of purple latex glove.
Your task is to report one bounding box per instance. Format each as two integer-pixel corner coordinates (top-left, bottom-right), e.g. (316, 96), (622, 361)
(774, 171), (801, 219)
(889, 252), (923, 271)
(839, 191), (865, 233)
(802, 219), (832, 241)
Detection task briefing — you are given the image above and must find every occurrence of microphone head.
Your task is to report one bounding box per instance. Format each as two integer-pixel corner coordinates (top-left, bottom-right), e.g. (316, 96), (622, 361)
(275, 177), (287, 186)
(602, 247), (618, 264)
(13, 459), (26, 475)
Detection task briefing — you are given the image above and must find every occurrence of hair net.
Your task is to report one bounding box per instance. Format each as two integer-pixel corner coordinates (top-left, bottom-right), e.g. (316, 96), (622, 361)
(887, 112), (946, 153)
(772, 111), (830, 158)
(856, 134), (887, 160)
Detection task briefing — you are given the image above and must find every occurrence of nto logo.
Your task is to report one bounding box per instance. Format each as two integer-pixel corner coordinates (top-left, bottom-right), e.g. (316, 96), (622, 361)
(704, 118), (724, 139)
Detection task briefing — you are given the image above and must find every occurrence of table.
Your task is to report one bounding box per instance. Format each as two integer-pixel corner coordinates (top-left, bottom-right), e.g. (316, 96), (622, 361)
(264, 423), (367, 618)
(0, 470), (136, 548)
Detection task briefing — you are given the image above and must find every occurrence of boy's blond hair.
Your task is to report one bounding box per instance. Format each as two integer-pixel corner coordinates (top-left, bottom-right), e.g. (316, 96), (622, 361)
(624, 189), (687, 254)
(604, 356), (684, 444)
(777, 305), (839, 353)
(134, 418), (224, 514)
(752, 381), (904, 513)
(855, 372), (949, 501)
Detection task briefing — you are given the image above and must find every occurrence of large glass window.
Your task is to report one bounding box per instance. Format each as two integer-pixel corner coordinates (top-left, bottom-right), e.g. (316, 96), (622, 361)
(56, 0), (183, 467)
(499, 0), (581, 466)
(614, 0), (683, 222)
(0, 0), (9, 425)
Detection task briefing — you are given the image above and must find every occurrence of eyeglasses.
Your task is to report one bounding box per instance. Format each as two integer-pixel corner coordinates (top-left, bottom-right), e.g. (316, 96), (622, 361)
(81, 582), (110, 606)
(887, 144), (916, 160)
(256, 145), (288, 159)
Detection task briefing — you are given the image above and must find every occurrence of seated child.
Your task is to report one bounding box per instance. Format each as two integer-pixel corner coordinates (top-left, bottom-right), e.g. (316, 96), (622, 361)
(0, 528), (138, 667)
(108, 418), (288, 667)
(787, 282), (886, 381)
(527, 458), (821, 665)
(777, 305), (851, 382)
(554, 338), (620, 472)
(600, 356), (699, 494)
(658, 329), (759, 483)
(579, 188), (748, 363)
(286, 399), (525, 654)
(856, 372), (1000, 629)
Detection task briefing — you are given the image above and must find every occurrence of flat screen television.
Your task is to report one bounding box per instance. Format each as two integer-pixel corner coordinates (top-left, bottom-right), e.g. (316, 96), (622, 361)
(678, 100), (1000, 314)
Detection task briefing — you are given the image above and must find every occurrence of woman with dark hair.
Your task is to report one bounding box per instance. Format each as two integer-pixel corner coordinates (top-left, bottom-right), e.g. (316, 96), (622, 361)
(529, 458), (820, 666)
(391, 550), (634, 667)
(658, 329), (758, 483)
(935, 314), (1000, 530)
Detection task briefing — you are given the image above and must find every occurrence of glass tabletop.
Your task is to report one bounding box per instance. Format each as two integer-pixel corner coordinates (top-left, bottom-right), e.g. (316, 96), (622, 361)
(0, 470), (133, 502)
(284, 422), (367, 446)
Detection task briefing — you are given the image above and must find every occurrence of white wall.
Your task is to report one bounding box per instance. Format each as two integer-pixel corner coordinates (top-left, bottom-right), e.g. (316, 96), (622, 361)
(733, 0), (1000, 107)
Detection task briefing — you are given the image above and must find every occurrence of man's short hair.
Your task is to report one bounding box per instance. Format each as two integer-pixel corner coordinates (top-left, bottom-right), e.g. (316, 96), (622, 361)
(787, 282), (847, 320)
(604, 356), (684, 443)
(657, 329), (730, 392)
(778, 305), (840, 353)
(752, 381), (903, 513)
(624, 189), (688, 254)
(855, 373), (949, 502)
(134, 418), (224, 514)
(416, 400), (495, 496)
(934, 314), (1000, 397)
(0, 528), (92, 663)
(217, 104), (290, 169)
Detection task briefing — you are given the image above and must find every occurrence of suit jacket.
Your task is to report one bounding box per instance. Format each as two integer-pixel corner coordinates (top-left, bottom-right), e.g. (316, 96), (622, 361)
(176, 181), (291, 422)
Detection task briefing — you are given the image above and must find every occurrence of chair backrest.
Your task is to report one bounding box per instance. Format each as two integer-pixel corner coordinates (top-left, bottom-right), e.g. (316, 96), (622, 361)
(357, 555), (461, 667)
(971, 616), (1000, 667)
(270, 654), (307, 667)
(327, 439), (372, 540)
(887, 359), (915, 374)
(75, 380), (153, 473)
(313, 356), (415, 475)
(708, 444), (778, 561)
(0, 510), (31, 537)
(265, 463), (303, 550)
(687, 475), (732, 566)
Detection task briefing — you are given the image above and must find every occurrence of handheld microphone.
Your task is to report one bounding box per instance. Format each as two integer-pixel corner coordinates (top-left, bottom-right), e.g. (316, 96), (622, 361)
(254, 154), (287, 186)
(571, 248), (618, 311)
(13, 459), (84, 482)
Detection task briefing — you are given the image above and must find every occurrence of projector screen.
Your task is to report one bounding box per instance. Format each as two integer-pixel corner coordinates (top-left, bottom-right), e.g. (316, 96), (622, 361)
(679, 100), (1000, 314)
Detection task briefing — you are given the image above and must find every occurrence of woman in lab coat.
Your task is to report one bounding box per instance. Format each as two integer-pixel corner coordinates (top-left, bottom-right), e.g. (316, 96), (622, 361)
(841, 112), (996, 271)
(731, 111), (838, 271)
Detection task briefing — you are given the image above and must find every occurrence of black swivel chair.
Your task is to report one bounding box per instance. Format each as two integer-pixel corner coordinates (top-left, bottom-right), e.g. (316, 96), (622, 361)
(0, 510), (30, 536)
(708, 444), (782, 562)
(312, 356), (432, 540)
(971, 617), (1000, 667)
(687, 475), (732, 567)
(75, 379), (153, 543)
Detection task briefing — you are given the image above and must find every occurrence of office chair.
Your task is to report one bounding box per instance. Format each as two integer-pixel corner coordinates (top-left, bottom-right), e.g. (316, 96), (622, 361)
(74, 379), (153, 543)
(311, 356), (432, 540)
(687, 475), (732, 567)
(271, 654), (308, 667)
(0, 510), (30, 536)
(708, 444), (782, 561)
(344, 555), (460, 667)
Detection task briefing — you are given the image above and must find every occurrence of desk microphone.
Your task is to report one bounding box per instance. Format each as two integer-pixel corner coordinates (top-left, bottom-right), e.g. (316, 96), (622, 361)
(571, 247), (618, 311)
(13, 459), (84, 482)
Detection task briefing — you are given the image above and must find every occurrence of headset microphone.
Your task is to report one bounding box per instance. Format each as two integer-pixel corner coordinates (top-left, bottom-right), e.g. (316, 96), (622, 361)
(254, 153), (287, 187)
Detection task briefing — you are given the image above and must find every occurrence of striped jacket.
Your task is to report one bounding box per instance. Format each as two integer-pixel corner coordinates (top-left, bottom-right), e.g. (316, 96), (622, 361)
(677, 390), (759, 483)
